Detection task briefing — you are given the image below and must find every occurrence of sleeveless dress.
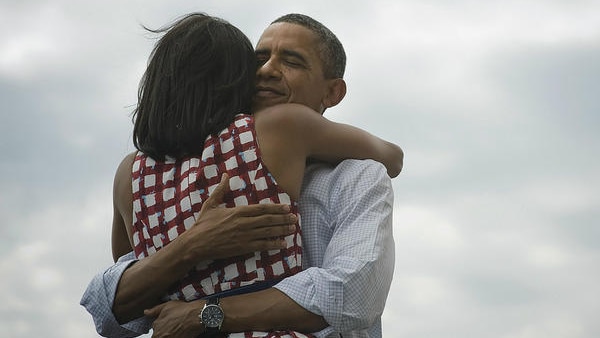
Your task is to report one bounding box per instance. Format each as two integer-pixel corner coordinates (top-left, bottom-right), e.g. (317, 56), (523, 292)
(131, 114), (303, 301)
(131, 114), (316, 337)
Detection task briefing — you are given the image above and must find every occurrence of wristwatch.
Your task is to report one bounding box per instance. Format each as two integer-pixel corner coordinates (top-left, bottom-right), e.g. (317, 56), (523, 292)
(199, 297), (224, 333)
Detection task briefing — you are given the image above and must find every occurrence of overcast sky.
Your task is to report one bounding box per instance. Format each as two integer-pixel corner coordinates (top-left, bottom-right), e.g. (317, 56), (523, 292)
(1, 1), (599, 337)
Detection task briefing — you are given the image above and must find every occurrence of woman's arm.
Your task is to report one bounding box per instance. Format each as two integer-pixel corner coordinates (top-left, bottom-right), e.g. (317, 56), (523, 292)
(111, 152), (137, 262)
(258, 104), (404, 178)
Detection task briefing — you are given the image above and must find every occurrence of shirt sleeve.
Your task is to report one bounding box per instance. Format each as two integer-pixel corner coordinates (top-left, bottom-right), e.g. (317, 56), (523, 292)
(275, 160), (395, 335)
(80, 252), (153, 337)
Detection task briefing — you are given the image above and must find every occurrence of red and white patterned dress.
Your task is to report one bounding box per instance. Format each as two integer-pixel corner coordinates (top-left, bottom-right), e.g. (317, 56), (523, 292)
(131, 114), (316, 337)
(131, 114), (302, 301)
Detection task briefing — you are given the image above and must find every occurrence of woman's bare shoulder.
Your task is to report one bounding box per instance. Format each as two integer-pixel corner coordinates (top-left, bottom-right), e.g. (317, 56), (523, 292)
(254, 103), (319, 129)
(114, 151), (137, 183)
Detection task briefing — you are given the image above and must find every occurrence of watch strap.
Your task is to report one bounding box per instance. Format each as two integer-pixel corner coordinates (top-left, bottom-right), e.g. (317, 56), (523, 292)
(206, 297), (220, 306)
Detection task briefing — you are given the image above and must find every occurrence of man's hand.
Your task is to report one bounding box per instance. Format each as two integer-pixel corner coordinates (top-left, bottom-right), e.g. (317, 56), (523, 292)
(113, 173), (297, 323)
(179, 173), (298, 263)
(145, 300), (206, 338)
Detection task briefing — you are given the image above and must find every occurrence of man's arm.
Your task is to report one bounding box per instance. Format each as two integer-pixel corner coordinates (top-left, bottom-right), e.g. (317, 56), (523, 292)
(80, 252), (152, 337)
(113, 172), (298, 323)
(81, 175), (299, 337)
(147, 160), (394, 336)
(144, 288), (327, 336)
(220, 160), (395, 334)
(220, 288), (328, 332)
(274, 160), (395, 333)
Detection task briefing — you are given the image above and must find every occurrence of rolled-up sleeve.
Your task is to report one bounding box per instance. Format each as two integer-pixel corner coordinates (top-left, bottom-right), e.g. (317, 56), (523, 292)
(80, 252), (152, 337)
(275, 160), (395, 337)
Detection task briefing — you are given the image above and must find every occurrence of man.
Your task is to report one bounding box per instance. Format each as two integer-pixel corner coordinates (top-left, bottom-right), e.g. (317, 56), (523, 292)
(82, 13), (397, 338)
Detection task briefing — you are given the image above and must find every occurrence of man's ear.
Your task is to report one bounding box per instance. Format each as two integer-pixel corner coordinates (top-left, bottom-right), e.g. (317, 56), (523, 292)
(322, 78), (347, 109)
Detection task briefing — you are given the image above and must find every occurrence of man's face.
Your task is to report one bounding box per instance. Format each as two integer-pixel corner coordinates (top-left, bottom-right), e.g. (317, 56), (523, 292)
(253, 22), (331, 113)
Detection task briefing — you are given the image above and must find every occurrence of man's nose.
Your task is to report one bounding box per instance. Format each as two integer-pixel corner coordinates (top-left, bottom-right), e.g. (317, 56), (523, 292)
(256, 58), (282, 79)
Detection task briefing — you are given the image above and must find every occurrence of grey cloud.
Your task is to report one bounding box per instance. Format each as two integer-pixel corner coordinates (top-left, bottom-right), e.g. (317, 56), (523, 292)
(2, 1), (600, 337)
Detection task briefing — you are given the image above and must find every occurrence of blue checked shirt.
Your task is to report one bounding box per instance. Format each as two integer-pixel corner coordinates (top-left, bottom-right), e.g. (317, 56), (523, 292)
(81, 159), (395, 338)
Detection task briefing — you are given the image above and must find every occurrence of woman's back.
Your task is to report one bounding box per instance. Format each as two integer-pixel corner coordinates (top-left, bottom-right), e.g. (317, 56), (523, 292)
(131, 114), (303, 301)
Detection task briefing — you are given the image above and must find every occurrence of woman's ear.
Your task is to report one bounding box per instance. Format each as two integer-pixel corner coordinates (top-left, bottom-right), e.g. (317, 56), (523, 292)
(322, 78), (347, 109)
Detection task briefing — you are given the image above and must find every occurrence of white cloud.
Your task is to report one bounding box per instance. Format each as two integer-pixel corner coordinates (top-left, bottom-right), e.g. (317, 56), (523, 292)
(0, 34), (56, 75)
(0, 183), (112, 337)
(504, 313), (585, 338)
(394, 204), (465, 252)
(526, 244), (570, 269)
(518, 177), (599, 214)
(0, 4), (66, 79)
(395, 274), (455, 306)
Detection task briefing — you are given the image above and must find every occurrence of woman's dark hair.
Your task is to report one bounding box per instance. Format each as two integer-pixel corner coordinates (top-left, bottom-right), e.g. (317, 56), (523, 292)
(132, 13), (256, 161)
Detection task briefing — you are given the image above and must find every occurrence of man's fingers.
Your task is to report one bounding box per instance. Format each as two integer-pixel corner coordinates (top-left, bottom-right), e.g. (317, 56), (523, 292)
(239, 213), (298, 229)
(253, 223), (296, 239)
(202, 172), (294, 217)
(203, 173), (230, 209)
(252, 237), (291, 251)
(229, 203), (292, 218)
(144, 303), (166, 318)
(201, 174), (291, 214)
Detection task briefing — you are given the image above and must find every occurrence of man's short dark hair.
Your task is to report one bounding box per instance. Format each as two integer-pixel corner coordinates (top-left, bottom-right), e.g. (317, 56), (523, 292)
(272, 14), (346, 79)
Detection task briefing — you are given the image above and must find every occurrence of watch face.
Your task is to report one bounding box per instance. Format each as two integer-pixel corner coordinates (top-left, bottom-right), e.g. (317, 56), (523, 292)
(201, 304), (224, 328)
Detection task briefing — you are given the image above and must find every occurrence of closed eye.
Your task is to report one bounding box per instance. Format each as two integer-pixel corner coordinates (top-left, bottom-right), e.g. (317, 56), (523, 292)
(284, 59), (303, 67)
(281, 50), (308, 68)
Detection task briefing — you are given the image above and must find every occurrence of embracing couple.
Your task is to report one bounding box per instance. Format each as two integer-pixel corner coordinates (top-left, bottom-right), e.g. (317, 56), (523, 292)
(82, 12), (403, 338)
